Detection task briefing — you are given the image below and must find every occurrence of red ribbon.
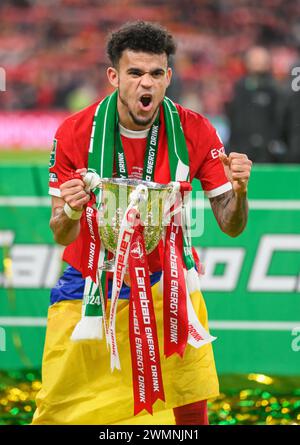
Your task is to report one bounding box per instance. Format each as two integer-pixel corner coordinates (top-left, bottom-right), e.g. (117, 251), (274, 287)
(63, 172), (100, 284)
(163, 221), (188, 357)
(163, 181), (191, 358)
(81, 192), (100, 283)
(129, 223), (165, 415)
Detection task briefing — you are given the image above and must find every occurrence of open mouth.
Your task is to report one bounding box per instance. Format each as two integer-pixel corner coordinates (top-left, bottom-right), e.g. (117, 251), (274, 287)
(139, 94), (152, 109)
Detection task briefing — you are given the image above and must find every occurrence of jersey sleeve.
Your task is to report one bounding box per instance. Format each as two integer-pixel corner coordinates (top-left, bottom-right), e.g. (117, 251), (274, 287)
(195, 124), (232, 198)
(48, 119), (75, 197)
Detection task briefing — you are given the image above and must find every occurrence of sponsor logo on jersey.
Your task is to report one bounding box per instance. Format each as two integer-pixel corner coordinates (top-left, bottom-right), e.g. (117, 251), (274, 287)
(49, 139), (57, 168)
(210, 146), (225, 159)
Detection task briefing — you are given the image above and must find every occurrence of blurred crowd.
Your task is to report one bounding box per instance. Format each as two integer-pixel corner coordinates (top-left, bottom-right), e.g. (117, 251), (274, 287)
(0, 0), (300, 161)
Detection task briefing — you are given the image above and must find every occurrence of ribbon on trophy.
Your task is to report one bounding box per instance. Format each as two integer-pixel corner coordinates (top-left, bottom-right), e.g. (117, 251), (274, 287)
(71, 172), (107, 342)
(128, 223), (165, 415)
(162, 181), (216, 356)
(163, 206), (188, 357)
(108, 184), (149, 370)
(81, 195), (100, 283)
(181, 188), (217, 348)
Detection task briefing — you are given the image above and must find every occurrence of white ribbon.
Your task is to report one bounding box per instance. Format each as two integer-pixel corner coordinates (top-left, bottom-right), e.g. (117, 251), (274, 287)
(185, 268), (216, 348)
(109, 184), (148, 371)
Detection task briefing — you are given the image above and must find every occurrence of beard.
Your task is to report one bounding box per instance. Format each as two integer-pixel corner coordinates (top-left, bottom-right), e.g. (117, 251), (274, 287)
(129, 108), (158, 127)
(118, 90), (161, 128)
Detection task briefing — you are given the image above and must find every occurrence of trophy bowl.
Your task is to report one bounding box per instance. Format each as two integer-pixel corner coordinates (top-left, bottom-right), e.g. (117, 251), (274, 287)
(96, 178), (172, 270)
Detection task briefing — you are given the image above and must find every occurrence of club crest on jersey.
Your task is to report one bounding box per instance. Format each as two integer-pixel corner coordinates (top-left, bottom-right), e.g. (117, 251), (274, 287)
(49, 139), (57, 168)
(49, 172), (58, 183)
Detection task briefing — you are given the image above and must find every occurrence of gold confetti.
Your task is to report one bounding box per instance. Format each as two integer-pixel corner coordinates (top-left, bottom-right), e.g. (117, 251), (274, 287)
(0, 371), (299, 425)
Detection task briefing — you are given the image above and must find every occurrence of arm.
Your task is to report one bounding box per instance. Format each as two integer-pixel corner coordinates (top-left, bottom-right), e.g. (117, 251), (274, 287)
(209, 188), (248, 238)
(209, 152), (252, 238)
(50, 169), (90, 245)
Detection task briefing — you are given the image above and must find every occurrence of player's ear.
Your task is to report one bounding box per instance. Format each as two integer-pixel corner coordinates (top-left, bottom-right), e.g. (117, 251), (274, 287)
(107, 67), (119, 88)
(166, 67), (172, 87)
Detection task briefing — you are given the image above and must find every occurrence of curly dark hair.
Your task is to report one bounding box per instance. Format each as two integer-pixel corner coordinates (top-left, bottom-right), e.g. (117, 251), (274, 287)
(107, 21), (176, 67)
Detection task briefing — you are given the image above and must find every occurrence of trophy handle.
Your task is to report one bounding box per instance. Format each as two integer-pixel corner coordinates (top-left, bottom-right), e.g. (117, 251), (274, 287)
(129, 184), (148, 206)
(82, 171), (103, 191)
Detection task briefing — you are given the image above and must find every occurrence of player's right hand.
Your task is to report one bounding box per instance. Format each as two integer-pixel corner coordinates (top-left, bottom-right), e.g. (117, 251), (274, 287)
(60, 169), (90, 211)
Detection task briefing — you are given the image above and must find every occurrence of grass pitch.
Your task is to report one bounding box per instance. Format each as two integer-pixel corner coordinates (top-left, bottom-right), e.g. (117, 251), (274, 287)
(0, 150), (49, 165)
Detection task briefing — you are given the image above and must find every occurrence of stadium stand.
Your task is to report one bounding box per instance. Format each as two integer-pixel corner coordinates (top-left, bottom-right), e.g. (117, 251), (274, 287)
(0, 0), (299, 116)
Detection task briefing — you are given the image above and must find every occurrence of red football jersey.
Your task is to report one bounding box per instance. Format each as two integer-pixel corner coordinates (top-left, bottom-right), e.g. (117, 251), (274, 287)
(49, 100), (231, 272)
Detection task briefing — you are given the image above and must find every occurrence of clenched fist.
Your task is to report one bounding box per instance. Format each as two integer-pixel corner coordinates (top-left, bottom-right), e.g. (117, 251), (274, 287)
(219, 152), (252, 194)
(60, 168), (90, 211)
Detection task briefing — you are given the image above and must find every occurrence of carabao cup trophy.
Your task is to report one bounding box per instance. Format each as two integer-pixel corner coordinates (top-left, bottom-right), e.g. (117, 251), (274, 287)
(96, 178), (173, 272)
(91, 177), (177, 372)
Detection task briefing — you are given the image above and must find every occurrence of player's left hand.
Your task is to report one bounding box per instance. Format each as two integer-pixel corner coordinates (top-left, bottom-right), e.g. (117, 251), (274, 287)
(219, 152), (252, 194)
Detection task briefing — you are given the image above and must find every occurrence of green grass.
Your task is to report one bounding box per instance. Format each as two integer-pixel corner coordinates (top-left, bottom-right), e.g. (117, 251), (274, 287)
(0, 150), (49, 165)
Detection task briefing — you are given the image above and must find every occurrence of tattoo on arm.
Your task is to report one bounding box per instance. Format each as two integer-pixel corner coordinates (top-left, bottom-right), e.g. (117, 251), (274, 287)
(209, 189), (248, 237)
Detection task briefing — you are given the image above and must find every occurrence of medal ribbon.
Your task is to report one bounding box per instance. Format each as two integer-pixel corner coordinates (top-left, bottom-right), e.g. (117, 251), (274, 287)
(115, 112), (160, 180)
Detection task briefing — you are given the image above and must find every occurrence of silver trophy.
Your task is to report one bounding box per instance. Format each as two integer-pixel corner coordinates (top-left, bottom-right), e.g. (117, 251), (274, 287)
(95, 178), (173, 272)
